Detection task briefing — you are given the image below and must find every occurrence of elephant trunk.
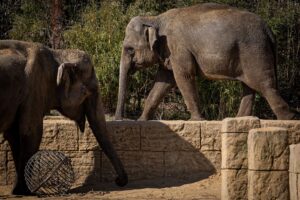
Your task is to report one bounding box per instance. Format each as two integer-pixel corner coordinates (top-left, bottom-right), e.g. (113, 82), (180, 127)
(115, 50), (131, 120)
(85, 89), (128, 186)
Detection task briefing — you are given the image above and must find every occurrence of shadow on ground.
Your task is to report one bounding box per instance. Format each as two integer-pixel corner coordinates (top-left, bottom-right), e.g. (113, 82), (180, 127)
(70, 120), (218, 194)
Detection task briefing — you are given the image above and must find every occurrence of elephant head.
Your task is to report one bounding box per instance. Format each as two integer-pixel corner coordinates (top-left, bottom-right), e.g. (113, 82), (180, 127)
(55, 49), (128, 186)
(115, 16), (161, 120)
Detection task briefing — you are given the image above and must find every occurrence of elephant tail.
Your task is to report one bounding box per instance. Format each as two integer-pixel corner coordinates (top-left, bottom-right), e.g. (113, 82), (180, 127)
(265, 25), (278, 89)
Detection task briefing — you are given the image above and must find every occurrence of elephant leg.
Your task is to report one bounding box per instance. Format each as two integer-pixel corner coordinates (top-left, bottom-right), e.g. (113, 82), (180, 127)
(139, 67), (176, 120)
(3, 122), (29, 195)
(236, 83), (255, 117)
(10, 111), (43, 195)
(243, 75), (295, 120)
(259, 87), (295, 119)
(170, 55), (204, 120)
(16, 123), (43, 195)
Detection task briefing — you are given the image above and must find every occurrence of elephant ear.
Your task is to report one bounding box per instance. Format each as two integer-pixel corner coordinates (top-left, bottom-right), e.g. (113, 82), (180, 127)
(145, 26), (158, 51)
(57, 62), (77, 97)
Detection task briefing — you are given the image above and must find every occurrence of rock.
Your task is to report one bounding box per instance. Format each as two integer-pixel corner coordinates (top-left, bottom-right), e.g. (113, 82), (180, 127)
(0, 151), (6, 185)
(0, 134), (9, 151)
(289, 173), (300, 200)
(101, 151), (164, 182)
(289, 144), (300, 173)
(78, 126), (100, 151)
(164, 151), (216, 178)
(248, 127), (288, 170)
(221, 169), (248, 200)
(202, 150), (221, 172)
(200, 121), (222, 151)
(107, 121), (141, 151)
(260, 120), (300, 145)
(141, 121), (201, 151)
(41, 120), (79, 151)
(222, 132), (248, 169)
(221, 116), (260, 133)
(248, 170), (289, 200)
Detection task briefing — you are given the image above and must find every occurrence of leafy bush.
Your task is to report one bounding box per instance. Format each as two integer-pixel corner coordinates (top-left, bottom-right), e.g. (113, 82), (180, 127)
(6, 0), (299, 119)
(9, 0), (51, 45)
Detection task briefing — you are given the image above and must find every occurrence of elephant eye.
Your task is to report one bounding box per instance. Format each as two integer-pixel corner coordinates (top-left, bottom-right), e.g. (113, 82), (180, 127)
(125, 47), (135, 55)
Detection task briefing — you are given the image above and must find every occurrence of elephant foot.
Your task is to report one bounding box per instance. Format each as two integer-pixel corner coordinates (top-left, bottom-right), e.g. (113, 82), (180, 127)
(12, 182), (33, 196)
(137, 116), (149, 121)
(115, 173), (128, 187)
(189, 115), (205, 121)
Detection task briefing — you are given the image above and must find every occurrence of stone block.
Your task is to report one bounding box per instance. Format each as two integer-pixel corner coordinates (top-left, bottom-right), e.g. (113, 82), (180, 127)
(221, 169), (248, 200)
(0, 134), (9, 151)
(0, 151), (6, 185)
(248, 170), (289, 200)
(289, 173), (299, 200)
(79, 126), (100, 151)
(165, 151), (216, 178)
(41, 120), (78, 151)
(221, 116), (260, 133)
(72, 165), (101, 187)
(200, 121), (221, 151)
(141, 121), (200, 151)
(107, 121), (141, 151)
(289, 130), (300, 145)
(65, 151), (101, 187)
(248, 127), (288, 170)
(202, 150), (221, 172)
(64, 150), (101, 168)
(102, 151), (164, 182)
(6, 160), (15, 185)
(290, 144), (300, 173)
(7, 151), (13, 162)
(221, 132), (248, 169)
(140, 151), (165, 179)
(261, 120), (300, 145)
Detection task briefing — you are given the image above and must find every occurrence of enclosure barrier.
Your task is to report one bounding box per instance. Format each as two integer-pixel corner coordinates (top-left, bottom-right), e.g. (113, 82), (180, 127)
(0, 116), (299, 200)
(221, 117), (300, 200)
(289, 143), (300, 200)
(0, 118), (222, 187)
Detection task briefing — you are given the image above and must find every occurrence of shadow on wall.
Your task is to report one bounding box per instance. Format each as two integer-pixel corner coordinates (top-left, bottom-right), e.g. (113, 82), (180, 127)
(71, 120), (220, 193)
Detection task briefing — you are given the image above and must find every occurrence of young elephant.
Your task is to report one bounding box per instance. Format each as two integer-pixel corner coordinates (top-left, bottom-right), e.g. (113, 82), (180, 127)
(115, 3), (296, 120)
(0, 40), (128, 195)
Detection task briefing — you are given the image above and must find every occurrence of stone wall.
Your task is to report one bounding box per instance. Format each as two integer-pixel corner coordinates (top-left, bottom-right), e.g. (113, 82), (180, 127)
(220, 117), (300, 200)
(1, 116), (299, 199)
(289, 144), (300, 200)
(0, 117), (222, 187)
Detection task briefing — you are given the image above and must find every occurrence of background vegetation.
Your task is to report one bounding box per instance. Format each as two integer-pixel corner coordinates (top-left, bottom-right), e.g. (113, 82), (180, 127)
(1, 0), (299, 120)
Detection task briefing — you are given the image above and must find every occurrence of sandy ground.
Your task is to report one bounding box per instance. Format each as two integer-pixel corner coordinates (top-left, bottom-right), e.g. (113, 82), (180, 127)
(0, 174), (220, 200)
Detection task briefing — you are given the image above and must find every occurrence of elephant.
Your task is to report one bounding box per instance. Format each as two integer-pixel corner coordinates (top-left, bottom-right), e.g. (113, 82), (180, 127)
(115, 3), (296, 121)
(0, 40), (128, 195)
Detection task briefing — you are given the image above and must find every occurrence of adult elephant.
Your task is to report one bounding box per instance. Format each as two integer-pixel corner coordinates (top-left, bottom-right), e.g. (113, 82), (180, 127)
(115, 3), (296, 121)
(0, 40), (127, 195)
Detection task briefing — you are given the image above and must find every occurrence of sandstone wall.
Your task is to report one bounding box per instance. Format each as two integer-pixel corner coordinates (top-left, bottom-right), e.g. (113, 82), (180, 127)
(289, 144), (300, 200)
(0, 118), (221, 187)
(1, 116), (299, 200)
(220, 117), (300, 200)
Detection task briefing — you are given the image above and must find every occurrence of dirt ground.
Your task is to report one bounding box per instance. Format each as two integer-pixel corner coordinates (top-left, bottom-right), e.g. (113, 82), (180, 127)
(0, 174), (220, 200)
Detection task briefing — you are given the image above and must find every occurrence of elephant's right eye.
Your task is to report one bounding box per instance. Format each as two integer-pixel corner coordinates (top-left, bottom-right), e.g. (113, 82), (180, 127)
(125, 47), (135, 55)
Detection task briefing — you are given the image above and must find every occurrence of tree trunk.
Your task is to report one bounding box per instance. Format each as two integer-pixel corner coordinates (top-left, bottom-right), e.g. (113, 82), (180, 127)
(50, 0), (63, 49)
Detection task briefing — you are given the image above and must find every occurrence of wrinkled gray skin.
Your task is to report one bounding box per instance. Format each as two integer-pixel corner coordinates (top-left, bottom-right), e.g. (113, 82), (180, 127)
(0, 40), (127, 195)
(115, 3), (296, 120)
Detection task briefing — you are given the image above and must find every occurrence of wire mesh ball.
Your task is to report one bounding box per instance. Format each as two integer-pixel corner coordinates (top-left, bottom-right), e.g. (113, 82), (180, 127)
(24, 150), (75, 195)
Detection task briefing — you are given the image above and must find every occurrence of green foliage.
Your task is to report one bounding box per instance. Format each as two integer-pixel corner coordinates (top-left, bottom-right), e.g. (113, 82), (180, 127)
(9, 0), (50, 44)
(64, 1), (127, 110)
(6, 0), (300, 119)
